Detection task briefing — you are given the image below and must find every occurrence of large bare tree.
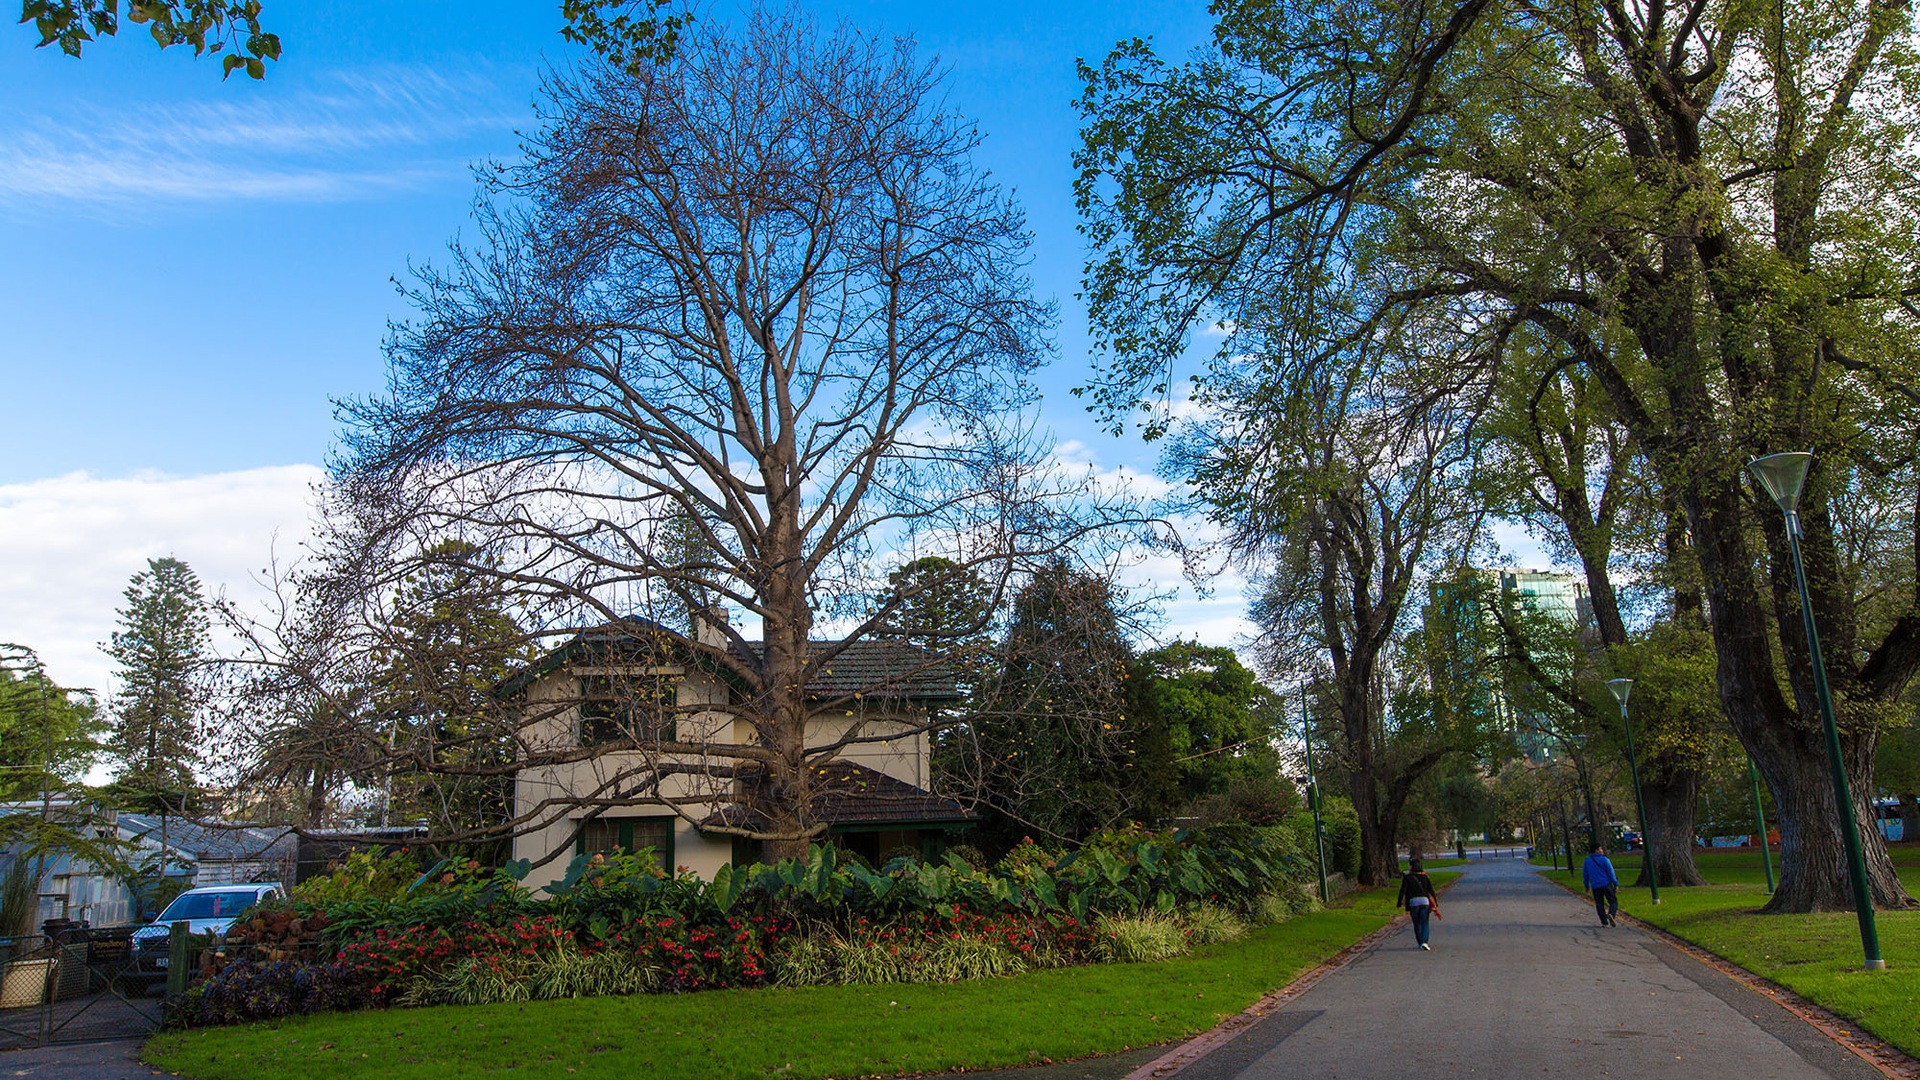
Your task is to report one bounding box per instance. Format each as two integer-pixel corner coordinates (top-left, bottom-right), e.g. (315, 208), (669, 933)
(337, 6), (1116, 861)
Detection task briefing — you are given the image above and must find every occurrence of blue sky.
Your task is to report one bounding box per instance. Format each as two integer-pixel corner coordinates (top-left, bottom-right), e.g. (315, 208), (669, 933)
(1, 1), (1216, 481)
(0, 1), (1248, 690)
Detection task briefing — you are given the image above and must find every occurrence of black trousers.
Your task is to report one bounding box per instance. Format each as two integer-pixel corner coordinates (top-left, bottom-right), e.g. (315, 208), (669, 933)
(1592, 886), (1618, 922)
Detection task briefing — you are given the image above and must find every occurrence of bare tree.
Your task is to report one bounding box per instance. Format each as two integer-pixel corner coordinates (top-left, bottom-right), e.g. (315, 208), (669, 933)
(336, 6), (1127, 861)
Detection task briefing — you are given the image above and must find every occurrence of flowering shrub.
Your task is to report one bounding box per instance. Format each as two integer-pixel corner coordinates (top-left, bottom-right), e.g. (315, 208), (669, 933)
(168, 827), (1306, 1028)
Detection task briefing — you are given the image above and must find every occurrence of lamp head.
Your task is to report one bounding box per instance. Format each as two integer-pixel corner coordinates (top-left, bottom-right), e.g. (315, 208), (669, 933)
(1606, 678), (1632, 706)
(1748, 452), (1814, 513)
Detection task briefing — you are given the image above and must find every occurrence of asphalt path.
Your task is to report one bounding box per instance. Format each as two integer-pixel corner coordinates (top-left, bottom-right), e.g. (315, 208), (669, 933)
(1168, 858), (1885, 1080)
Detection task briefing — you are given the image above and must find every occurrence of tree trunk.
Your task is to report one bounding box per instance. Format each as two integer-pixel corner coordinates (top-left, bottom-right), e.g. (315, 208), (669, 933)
(1637, 768), (1707, 887)
(1759, 737), (1910, 913)
(1678, 472), (1916, 912)
(1899, 794), (1919, 847)
(1358, 801), (1403, 887)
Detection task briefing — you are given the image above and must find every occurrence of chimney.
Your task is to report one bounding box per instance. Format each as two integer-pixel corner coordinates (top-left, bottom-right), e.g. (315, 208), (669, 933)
(693, 603), (730, 649)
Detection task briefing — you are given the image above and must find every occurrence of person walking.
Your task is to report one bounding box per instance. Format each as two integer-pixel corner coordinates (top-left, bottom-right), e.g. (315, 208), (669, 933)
(1583, 842), (1620, 926)
(1397, 856), (1440, 950)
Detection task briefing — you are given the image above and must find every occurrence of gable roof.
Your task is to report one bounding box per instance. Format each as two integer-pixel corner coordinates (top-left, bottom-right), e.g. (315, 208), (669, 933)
(697, 760), (975, 831)
(496, 620), (962, 703)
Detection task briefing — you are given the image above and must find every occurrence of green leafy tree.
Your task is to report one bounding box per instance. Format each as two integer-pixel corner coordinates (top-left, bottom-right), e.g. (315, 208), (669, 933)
(0, 646), (118, 937)
(0, 646), (104, 801)
(369, 540), (532, 859)
(962, 561), (1176, 848)
(1133, 641), (1283, 804)
(20, 0), (280, 76)
(1075, 0), (1920, 913)
(103, 556), (210, 901)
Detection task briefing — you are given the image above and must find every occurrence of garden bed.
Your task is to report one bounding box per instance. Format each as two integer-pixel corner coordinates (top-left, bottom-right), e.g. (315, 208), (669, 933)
(144, 879), (1436, 1080)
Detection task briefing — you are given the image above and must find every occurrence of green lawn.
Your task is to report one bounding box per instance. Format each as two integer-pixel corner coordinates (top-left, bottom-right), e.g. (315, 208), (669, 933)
(145, 880), (1452, 1080)
(1537, 847), (1920, 1058)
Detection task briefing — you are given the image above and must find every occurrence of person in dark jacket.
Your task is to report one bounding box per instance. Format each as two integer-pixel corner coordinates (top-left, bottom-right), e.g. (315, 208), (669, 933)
(1396, 857), (1440, 950)
(1583, 842), (1620, 926)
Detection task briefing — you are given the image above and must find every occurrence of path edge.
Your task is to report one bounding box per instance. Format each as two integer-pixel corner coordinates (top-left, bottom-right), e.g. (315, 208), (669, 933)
(1538, 870), (1920, 1080)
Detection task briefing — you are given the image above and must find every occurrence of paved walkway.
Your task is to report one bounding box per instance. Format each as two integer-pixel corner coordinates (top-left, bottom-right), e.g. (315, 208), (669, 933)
(1165, 859), (1884, 1079)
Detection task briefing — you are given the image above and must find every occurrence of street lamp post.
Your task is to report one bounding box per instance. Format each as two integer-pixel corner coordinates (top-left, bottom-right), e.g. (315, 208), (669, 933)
(1747, 756), (1776, 894)
(1748, 451), (1885, 970)
(1301, 685), (1332, 904)
(1605, 678), (1659, 905)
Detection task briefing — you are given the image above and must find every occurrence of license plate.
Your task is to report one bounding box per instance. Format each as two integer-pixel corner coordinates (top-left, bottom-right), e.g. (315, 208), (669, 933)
(154, 957), (167, 969)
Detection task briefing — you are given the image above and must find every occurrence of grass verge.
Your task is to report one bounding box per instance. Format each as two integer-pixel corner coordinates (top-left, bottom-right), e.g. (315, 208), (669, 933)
(144, 878), (1453, 1080)
(1537, 851), (1920, 1058)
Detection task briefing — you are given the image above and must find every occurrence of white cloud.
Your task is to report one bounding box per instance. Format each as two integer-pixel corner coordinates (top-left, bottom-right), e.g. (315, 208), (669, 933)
(0, 466), (323, 693)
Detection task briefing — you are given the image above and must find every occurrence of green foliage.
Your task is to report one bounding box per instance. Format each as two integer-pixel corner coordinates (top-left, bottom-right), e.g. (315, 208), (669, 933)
(105, 557), (210, 797)
(370, 540), (531, 859)
(1299, 797), (1361, 879)
(169, 827), (1306, 1029)
(147, 889), (1413, 1080)
(1133, 641), (1286, 804)
(819, 929), (1029, 986)
(1094, 912), (1188, 963)
(1603, 622), (1727, 778)
(1180, 904), (1248, 945)
(965, 561), (1177, 846)
(0, 651), (104, 800)
(21, 0), (280, 76)
(558, 0), (688, 72)
(290, 849), (424, 907)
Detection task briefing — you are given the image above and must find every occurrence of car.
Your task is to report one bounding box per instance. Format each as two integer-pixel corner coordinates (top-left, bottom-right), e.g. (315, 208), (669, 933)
(1619, 830), (1643, 850)
(126, 882), (283, 993)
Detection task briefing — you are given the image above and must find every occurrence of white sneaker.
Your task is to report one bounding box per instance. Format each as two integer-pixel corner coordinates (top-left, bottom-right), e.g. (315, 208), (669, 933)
(1420, 943), (1431, 951)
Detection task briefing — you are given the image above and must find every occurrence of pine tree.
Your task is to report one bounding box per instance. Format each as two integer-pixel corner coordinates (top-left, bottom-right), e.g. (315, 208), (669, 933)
(104, 557), (210, 804)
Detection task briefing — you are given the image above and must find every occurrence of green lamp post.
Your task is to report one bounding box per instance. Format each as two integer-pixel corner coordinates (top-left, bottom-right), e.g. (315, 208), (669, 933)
(1747, 756), (1776, 894)
(1605, 677), (1658, 905)
(1748, 451), (1884, 971)
(1301, 684), (1331, 904)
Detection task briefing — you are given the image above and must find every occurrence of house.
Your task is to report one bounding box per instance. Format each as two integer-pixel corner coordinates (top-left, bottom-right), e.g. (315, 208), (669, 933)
(506, 616), (973, 889)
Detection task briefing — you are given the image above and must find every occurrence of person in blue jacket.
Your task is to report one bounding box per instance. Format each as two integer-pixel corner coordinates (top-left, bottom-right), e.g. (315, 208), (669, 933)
(1583, 842), (1619, 926)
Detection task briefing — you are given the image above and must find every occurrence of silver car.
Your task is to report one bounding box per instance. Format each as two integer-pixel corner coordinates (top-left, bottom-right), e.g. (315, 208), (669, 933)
(128, 882), (283, 991)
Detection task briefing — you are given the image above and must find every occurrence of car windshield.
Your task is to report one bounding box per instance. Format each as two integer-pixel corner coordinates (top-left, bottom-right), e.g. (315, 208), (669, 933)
(156, 891), (260, 922)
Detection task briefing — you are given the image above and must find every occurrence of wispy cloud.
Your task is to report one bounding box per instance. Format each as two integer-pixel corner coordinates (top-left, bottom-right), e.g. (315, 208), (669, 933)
(0, 65), (524, 207)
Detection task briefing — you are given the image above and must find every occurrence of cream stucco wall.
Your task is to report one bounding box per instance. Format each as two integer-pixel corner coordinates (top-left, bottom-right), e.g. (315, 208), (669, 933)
(510, 662), (933, 891)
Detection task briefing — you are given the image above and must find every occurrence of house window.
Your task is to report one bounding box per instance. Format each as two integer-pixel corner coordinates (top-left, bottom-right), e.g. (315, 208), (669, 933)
(578, 672), (677, 745)
(576, 817), (676, 871)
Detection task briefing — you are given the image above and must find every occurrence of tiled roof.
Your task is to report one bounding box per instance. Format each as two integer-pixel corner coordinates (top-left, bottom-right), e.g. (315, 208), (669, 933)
(496, 620), (962, 702)
(698, 760), (975, 831)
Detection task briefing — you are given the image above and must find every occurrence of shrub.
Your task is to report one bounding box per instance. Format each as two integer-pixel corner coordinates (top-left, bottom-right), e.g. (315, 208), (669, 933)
(771, 934), (835, 987)
(1180, 904), (1248, 945)
(1318, 797), (1363, 878)
(944, 843), (986, 869)
(290, 849), (422, 907)
(1094, 913), (1189, 964)
(168, 959), (366, 1028)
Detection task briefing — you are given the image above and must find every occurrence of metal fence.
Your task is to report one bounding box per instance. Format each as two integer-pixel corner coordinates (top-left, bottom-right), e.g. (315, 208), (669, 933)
(0, 927), (166, 1048)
